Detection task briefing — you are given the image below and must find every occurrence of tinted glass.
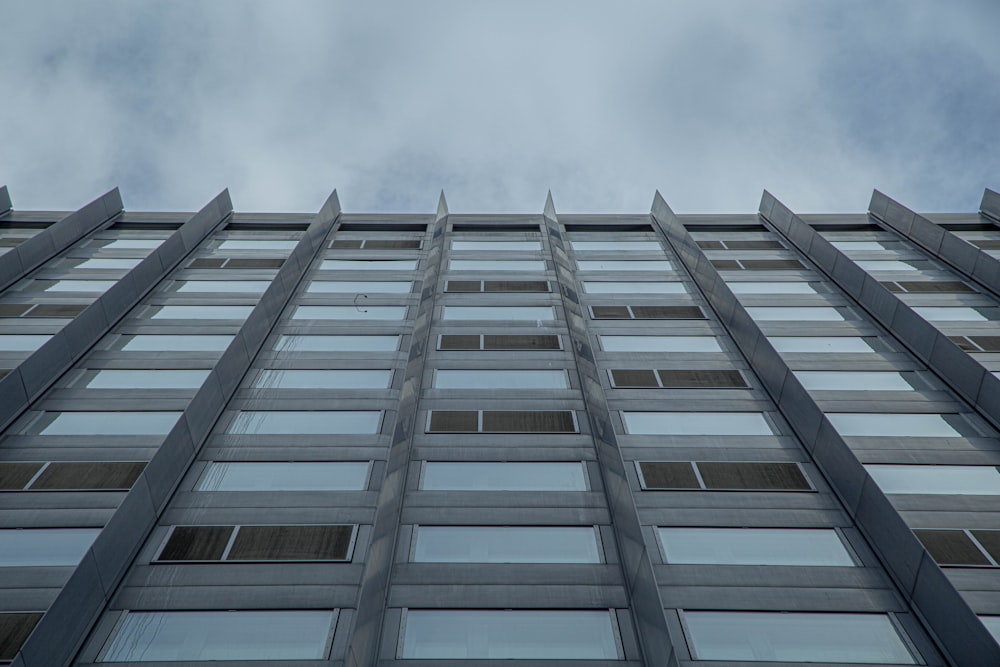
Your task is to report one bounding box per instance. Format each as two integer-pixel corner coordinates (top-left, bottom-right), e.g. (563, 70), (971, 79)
(913, 306), (987, 321)
(980, 616), (1000, 643)
(37, 412), (180, 436)
(600, 335), (721, 352)
(100, 610), (335, 662)
(728, 282), (817, 294)
(769, 336), (872, 353)
(306, 281), (412, 293)
(100, 239), (165, 249)
(0, 334), (51, 351)
(683, 611), (915, 663)
(658, 528), (854, 566)
(571, 241), (662, 252)
(577, 260), (672, 271)
(747, 307), (843, 321)
(321, 259), (418, 270)
(830, 241), (886, 251)
(0, 528), (100, 566)
(43, 280), (116, 292)
(292, 306), (406, 320)
(121, 335), (233, 351)
(401, 610), (618, 659)
(583, 281), (685, 294)
(198, 462), (369, 491)
(442, 306), (555, 321)
(422, 462), (587, 491)
(217, 240), (298, 250)
(623, 412), (773, 436)
(414, 527), (600, 563)
(274, 335), (400, 352)
(253, 369), (391, 389)
(150, 305), (253, 320)
(828, 413), (961, 437)
(75, 258), (142, 269)
(855, 260), (918, 271)
(227, 411), (380, 434)
(83, 369), (210, 389)
(448, 259), (545, 271)
(866, 465), (1000, 495)
(452, 241), (541, 251)
(795, 371), (912, 391)
(175, 280), (270, 293)
(434, 370), (568, 389)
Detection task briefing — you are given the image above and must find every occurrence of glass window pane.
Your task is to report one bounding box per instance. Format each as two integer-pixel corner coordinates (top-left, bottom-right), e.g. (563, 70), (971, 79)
(292, 306), (406, 320)
(37, 412), (180, 436)
(100, 610), (335, 662)
(43, 280), (117, 293)
(830, 241), (887, 251)
(321, 259), (418, 271)
(306, 281), (412, 293)
(83, 369), (210, 389)
(577, 260), (672, 271)
(728, 282), (817, 294)
(866, 465), (1000, 495)
(583, 281), (685, 294)
(274, 335), (400, 352)
(747, 307), (844, 321)
(795, 372), (912, 391)
(623, 412), (773, 436)
(414, 527), (600, 563)
(600, 335), (721, 353)
(121, 335), (233, 351)
(828, 413), (961, 437)
(401, 610), (618, 660)
(442, 306), (555, 321)
(769, 337), (872, 353)
(683, 611), (915, 663)
(253, 369), (391, 389)
(100, 239), (165, 249)
(452, 241), (541, 251)
(422, 462), (587, 491)
(0, 528), (100, 566)
(855, 260), (919, 271)
(217, 240), (298, 250)
(980, 616), (1000, 643)
(175, 280), (270, 293)
(197, 462), (369, 491)
(0, 334), (52, 351)
(150, 305), (253, 320)
(913, 306), (987, 321)
(658, 528), (854, 566)
(434, 370), (568, 390)
(571, 241), (662, 252)
(227, 411), (381, 434)
(448, 260), (545, 271)
(76, 258), (142, 269)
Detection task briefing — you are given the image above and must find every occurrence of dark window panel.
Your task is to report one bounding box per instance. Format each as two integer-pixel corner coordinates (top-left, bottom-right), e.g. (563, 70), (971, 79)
(740, 259), (805, 270)
(657, 369), (747, 388)
(330, 239), (363, 249)
(610, 369), (659, 388)
(445, 281), (481, 293)
(364, 239), (421, 249)
(157, 526), (234, 561)
(189, 257), (226, 268)
(880, 281), (905, 293)
(439, 335), (481, 350)
(482, 411), (576, 433)
(0, 304), (32, 317)
(971, 531), (1000, 564)
(698, 462), (811, 490)
(484, 281), (549, 292)
(0, 369), (7, 380)
(0, 613), (43, 661)
(483, 335), (560, 350)
(226, 258), (285, 269)
(227, 525), (354, 561)
(695, 240), (725, 250)
(915, 530), (991, 566)
(950, 335), (979, 351)
(632, 305), (704, 319)
(896, 281), (975, 293)
(0, 462), (43, 490)
(428, 411), (479, 432)
(31, 462), (146, 490)
(639, 462), (700, 489)
(0, 238), (23, 247)
(970, 336), (1000, 351)
(971, 239), (1000, 249)
(591, 306), (631, 319)
(724, 240), (785, 250)
(710, 259), (742, 270)
(27, 304), (87, 318)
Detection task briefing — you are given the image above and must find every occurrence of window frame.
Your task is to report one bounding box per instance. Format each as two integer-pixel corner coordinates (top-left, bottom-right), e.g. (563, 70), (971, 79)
(152, 524), (358, 563)
(636, 460), (815, 492)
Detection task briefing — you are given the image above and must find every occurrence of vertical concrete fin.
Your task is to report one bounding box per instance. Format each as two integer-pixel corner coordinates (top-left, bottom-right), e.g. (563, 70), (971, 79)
(0, 185), (11, 215)
(435, 190), (449, 221)
(981, 188), (1000, 223)
(543, 190), (557, 222)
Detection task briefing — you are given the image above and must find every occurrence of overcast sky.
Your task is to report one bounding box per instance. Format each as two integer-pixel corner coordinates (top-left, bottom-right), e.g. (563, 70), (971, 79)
(1, 1), (997, 215)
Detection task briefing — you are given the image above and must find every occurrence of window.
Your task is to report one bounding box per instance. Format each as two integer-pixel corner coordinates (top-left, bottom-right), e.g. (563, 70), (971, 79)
(639, 461), (811, 491)
(882, 280), (974, 294)
(422, 462), (587, 491)
(623, 412), (773, 436)
(712, 259), (805, 270)
(321, 259), (418, 271)
(769, 336), (873, 353)
(448, 259), (546, 271)
(794, 371), (912, 391)
(445, 280), (549, 293)
(577, 259), (672, 271)
(400, 610), (619, 660)
(121, 335), (233, 352)
(746, 307), (844, 321)
(274, 335), (400, 352)
(32, 411), (181, 436)
(451, 240), (540, 251)
(599, 335), (721, 353)
(155, 525), (354, 562)
(189, 257), (284, 269)
(914, 529), (1000, 567)
(952, 335), (1000, 352)
(74, 257), (142, 269)
(727, 282), (817, 294)
(980, 616), (1000, 643)
(98, 239), (165, 249)
(610, 369), (745, 389)
(99, 610), (336, 662)
(0, 613), (43, 661)
(865, 465), (1000, 495)
(855, 259), (920, 271)
(697, 239), (784, 250)
(413, 526), (601, 563)
(81, 369), (210, 389)
(0, 528), (100, 566)
(306, 281), (412, 294)
(174, 280), (270, 293)
(828, 413), (962, 437)
(331, 238), (422, 249)
(0, 461), (146, 491)
(438, 334), (561, 350)
(149, 305), (253, 320)
(912, 306), (988, 322)
(197, 462), (369, 491)
(433, 370), (569, 390)
(217, 239), (298, 251)
(227, 411), (381, 434)
(830, 241), (887, 251)
(442, 306), (555, 321)
(571, 240), (663, 252)
(42, 279), (117, 293)
(591, 305), (705, 320)
(252, 369), (392, 389)
(657, 528), (854, 566)
(0, 303), (87, 319)
(0, 334), (51, 351)
(292, 305), (407, 320)
(582, 281), (685, 294)
(682, 612), (915, 663)
(427, 410), (576, 433)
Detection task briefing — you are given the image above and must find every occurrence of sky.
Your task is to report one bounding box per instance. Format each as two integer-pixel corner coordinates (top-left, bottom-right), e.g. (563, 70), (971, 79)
(0, 1), (998, 215)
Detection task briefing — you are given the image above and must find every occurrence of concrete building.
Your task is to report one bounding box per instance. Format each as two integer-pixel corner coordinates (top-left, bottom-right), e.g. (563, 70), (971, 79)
(1, 184), (1000, 666)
